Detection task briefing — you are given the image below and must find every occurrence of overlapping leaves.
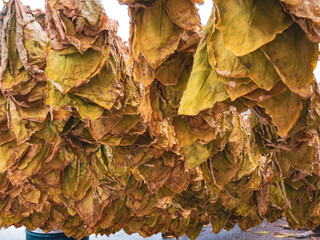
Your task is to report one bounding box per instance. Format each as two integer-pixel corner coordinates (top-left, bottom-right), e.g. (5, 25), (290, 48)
(0, 0), (319, 239)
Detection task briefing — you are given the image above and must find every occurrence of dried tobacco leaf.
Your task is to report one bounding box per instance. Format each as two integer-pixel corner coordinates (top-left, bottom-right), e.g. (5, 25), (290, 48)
(179, 13), (229, 115)
(207, 29), (249, 78)
(46, 45), (110, 94)
(215, 0), (292, 56)
(257, 89), (303, 138)
(280, 0), (320, 42)
(132, 0), (184, 69)
(0, 0), (319, 239)
(261, 24), (318, 98)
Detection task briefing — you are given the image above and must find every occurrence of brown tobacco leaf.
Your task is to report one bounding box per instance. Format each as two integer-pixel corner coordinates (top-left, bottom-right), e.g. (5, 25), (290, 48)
(8, 144), (50, 185)
(251, 82), (320, 230)
(165, 0), (202, 33)
(15, 1), (48, 80)
(0, 0), (49, 81)
(155, 53), (191, 86)
(74, 188), (109, 232)
(136, 156), (189, 193)
(133, 60), (155, 87)
(281, 0), (320, 42)
(0, 0), (50, 150)
(7, 99), (46, 144)
(0, 140), (29, 173)
(46, 0), (113, 53)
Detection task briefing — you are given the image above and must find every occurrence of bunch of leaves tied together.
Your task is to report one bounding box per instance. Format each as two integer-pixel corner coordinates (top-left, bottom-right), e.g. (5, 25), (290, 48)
(0, 0), (319, 239)
(178, 0), (320, 235)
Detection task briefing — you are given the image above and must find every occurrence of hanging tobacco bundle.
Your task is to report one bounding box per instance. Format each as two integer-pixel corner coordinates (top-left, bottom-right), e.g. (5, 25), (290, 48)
(0, 0), (319, 239)
(122, 0), (263, 238)
(251, 81), (320, 230)
(177, 0), (319, 234)
(0, 0), (145, 238)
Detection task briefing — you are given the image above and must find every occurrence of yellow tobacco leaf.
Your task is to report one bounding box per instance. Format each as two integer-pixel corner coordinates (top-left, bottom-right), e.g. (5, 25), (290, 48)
(1, 68), (31, 93)
(0, 140), (29, 173)
(78, 0), (103, 27)
(208, 29), (249, 78)
(16, 103), (49, 123)
(9, 145), (50, 185)
(110, 115), (142, 135)
(240, 49), (281, 91)
(258, 89), (302, 138)
(73, 160), (92, 201)
(69, 95), (104, 121)
(72, 57), (123, 110)
(23, 82), (48, 103)
(0, 94), (6, 124)
(46, 45), (110, 94)
(244, 82), (287, 103)
(215, 0), (292, 56)
(134, 0), (183, 69)
(261, 24), (318, 98)
(7, 99), (43, 144)
(253, 231), (270, 235)
(224, 81), (258, 101)
(61, 154), (80, 198)
(211, 213), (229, 234)
(216, 74), (252, 89)
(172, 116), (197, 147)
(155, 53), (190, 86)
(46, 82), (73, 109)
(21, 185), (41, 204)
(280, 0), (302, 4)
(179, 15), (229, 115)
(226, 114), (244, 158)
(211, 151), (241, 189)
(182, 142), (212, 168)
(179, 67), (229, 115)
(165, 0), (201, 33)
